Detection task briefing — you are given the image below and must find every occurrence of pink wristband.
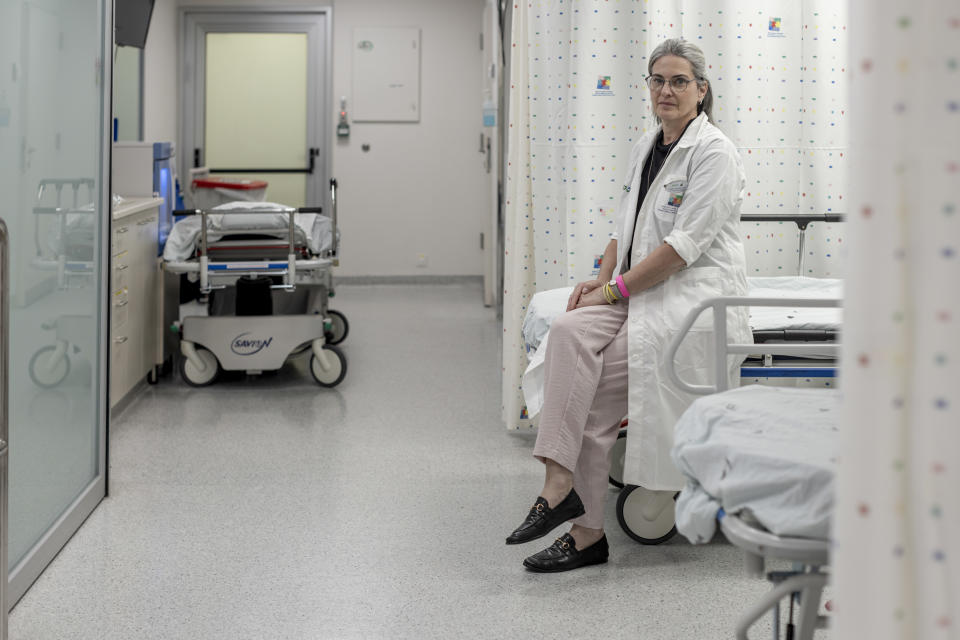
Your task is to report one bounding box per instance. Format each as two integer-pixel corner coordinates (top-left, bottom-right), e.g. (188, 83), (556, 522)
(615, 275), (629, 298)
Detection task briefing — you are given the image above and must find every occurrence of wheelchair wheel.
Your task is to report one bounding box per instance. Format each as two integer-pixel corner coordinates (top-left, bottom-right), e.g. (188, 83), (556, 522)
(608, 428), (628, 488)
(310, 344), (347, 387)
(616, 485), (678, 545)
(325, 309), (349, 345)
(179, 347), (220, 387)
(29, 345), (71, 388)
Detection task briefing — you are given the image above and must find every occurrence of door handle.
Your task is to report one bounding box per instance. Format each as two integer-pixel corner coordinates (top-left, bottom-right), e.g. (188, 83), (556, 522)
(211, 147), (320, 175)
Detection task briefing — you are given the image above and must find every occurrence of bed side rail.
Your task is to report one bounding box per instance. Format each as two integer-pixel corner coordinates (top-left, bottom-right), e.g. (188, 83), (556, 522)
(665, 296), (842, 396)
(171, 205), (326, 293)
(740, 213), (844, 229)
(329, 178), (339, 265)
(721, 513), (830, 640)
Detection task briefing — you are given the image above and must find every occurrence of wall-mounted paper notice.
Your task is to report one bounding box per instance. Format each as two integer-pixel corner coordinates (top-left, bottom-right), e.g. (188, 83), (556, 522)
(352, 27), (421, 122)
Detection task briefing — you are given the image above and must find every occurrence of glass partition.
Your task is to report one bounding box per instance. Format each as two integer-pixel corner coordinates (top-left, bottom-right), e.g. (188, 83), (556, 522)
(0, 0), (109, 606)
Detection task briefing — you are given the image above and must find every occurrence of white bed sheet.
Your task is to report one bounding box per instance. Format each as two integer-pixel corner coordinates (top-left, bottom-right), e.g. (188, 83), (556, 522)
(671, 385), (840, 544)
(163, 201), (335, 261)
(747, 276), (842, 331)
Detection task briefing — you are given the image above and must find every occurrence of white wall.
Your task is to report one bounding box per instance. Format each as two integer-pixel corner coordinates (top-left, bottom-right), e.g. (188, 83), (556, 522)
(114, 46), (142, 140)
(143, 0), (178, 143)
(143, 0), (489, 277)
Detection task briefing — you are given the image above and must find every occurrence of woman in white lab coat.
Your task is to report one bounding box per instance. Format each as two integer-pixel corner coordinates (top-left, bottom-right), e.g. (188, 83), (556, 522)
(506, 38), (751, 572)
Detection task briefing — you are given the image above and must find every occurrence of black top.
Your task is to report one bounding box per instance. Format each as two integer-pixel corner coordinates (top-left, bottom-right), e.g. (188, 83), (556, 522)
(624, 118), (696, 269)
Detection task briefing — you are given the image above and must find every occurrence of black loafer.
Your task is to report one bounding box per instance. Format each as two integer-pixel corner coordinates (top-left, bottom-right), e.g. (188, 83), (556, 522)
(505, 488), (586, 545)
(523, 533), (609, 573)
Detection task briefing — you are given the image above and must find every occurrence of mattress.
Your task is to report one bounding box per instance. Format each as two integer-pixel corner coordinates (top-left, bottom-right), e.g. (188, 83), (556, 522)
(163, 201), (335, 262)
(747, 276), (842, 331)
(671, 385), (840, 544)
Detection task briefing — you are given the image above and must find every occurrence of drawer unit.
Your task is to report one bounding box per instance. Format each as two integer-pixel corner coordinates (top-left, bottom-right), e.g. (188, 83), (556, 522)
(110, 199), (162, 408)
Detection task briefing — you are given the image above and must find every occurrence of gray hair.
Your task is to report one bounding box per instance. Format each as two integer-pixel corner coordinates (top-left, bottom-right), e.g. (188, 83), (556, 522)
(647, 38), (713, 122)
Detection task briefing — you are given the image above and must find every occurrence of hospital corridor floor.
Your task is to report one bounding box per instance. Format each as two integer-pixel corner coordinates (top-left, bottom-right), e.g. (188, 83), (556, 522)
(8, 283), (827, 639)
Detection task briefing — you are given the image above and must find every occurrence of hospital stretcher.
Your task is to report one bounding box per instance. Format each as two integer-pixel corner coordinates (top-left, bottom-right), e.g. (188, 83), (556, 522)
(668, 299), (838, 640)
(166, 179), (348, 387)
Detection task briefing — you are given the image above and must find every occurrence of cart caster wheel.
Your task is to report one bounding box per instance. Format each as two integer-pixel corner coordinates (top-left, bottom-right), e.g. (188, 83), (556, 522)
(608, 428), (628, 488)
(179, 348), (220, 387)
(616, 485), (678, 545)
(310, 344), (347, 387)
(29, 345), (71, 388)
(324, 309), (349, 345)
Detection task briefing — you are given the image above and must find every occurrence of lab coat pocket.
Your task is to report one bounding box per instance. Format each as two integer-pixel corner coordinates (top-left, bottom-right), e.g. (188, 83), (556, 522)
(664, 266), (727, 332)
(655, 175), (688, 221)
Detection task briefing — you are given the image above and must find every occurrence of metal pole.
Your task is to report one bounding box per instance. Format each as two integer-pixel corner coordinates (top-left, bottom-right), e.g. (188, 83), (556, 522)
(712, 299), (729, 392)
(797, 226), (807, 275)
(199, 211), (209, 293)
(329, 179), (338, 263)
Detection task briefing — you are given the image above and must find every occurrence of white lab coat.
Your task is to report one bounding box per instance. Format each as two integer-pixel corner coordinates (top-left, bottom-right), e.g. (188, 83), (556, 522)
(614, 113), (752, 491)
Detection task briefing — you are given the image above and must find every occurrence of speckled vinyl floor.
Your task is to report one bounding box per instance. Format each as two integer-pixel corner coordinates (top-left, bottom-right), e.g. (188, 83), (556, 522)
(8, 283), (829, 639)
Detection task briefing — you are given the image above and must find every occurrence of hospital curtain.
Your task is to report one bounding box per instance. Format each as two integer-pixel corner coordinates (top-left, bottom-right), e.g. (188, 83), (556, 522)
(502, 1), (849, 429)
(834, 5), (960, 637)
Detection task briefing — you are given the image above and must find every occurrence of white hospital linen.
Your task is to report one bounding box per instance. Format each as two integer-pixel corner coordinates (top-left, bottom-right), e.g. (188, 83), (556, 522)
(163, 201), (335, 261)
(748, 276), (843, 331)
(521, 286), (573, 353)
(671, 385), (840, 544)
(520, 333), (549, 417)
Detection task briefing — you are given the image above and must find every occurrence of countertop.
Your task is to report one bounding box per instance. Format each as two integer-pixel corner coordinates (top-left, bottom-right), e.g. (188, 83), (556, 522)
(112, 196), (164, 221)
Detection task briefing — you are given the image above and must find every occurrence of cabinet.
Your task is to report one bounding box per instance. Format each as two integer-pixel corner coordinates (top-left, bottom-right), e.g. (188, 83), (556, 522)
(110, 198), (162, 408)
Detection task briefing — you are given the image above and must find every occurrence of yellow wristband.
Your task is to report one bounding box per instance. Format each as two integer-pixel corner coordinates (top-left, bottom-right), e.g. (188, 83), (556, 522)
(603, 283), (617, 304)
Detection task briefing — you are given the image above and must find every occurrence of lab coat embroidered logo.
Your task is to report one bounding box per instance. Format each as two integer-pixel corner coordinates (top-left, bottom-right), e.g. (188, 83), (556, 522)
(230, 333), (274, 356)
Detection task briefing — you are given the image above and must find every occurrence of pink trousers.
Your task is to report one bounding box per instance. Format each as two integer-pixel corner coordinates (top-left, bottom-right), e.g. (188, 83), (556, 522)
(532, 302), (629, 529)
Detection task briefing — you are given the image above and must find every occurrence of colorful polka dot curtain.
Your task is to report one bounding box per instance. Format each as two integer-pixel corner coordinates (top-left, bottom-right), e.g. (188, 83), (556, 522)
(502, 0), (849, 429)
(834, 6), (960, 638)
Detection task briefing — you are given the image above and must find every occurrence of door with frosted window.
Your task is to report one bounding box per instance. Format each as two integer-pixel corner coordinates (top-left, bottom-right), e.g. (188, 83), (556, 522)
(0, 0), (110, 608)
(182, 10), (330, 209)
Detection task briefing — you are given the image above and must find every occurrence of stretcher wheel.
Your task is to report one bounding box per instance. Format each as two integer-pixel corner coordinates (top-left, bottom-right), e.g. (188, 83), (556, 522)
(616, 485), (678, 545)
(325, 309), (349, 345)
(179, 348), (220, 387)
(608, 428), (628, 488)
(29, 345), (71, 388)
(310, 344), (347, 387)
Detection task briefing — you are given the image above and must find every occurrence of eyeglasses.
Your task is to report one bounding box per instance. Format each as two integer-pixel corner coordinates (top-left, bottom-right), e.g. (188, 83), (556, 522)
(645, 75), (695, 92)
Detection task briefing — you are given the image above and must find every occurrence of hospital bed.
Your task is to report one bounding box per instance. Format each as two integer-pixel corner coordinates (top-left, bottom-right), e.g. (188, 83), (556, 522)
(667, 297), (839, 640)
(28, 178), (97, 387)
(31, 178), (98, 285)
(519, 213), (843, 543)
(166, 179), (347, 387)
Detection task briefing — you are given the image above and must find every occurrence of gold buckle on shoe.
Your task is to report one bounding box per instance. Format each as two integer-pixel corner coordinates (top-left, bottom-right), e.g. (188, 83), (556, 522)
(556, 537), (570, 550)
(533, 503), (545, 513)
